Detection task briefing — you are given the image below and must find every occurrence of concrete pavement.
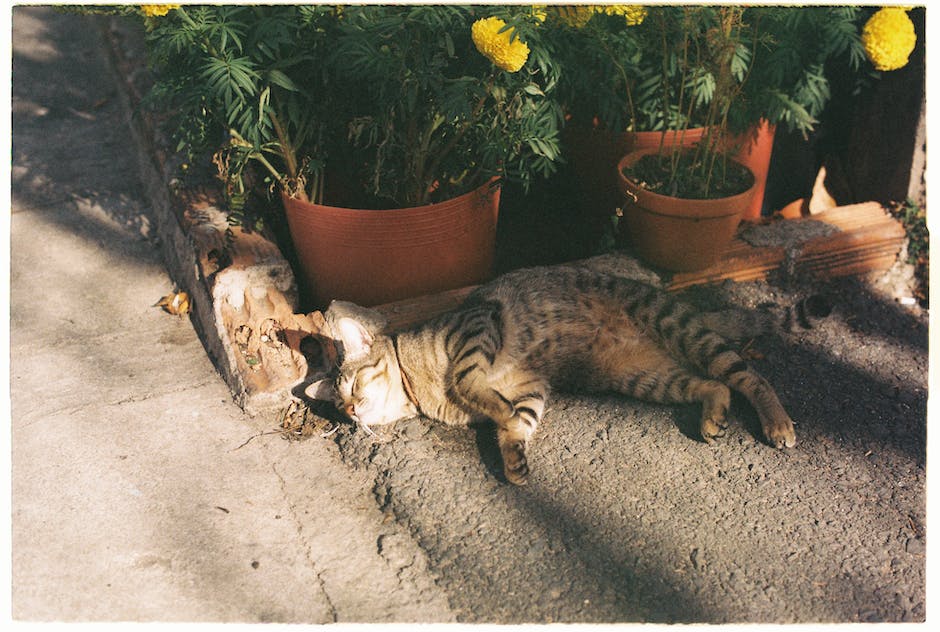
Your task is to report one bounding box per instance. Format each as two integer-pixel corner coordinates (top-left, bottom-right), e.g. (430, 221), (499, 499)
(10, 6), (453, 623)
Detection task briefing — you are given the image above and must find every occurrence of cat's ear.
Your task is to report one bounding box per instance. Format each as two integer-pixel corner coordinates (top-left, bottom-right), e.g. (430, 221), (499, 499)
(324, 300), (387, 362)
(305, 378), (337, 401)
(333, 317), (374, 360)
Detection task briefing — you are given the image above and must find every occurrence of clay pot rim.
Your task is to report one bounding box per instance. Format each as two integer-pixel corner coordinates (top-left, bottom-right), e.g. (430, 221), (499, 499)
(281, 177), (501, 307)
(617, 147), (757, 220)
(280, 177), (501, 215)
(281, 177), (501, 248)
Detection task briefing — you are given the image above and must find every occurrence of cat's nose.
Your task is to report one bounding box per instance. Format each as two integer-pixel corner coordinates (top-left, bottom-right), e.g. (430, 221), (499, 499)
(344, 403), (357, 419)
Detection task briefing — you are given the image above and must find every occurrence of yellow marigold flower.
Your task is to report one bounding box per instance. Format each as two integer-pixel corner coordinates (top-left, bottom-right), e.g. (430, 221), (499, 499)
(471, 17), (530, 73)
(599, 5), (647, 26)
(529, 6), (548, 23)
(140, 4), (180, 18)
(862, 7), (916, 71)
(553, 6), (594, 29)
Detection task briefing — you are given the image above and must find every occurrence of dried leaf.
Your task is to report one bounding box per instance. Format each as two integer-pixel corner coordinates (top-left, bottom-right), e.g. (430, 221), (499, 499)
(155, 291), (191, 316)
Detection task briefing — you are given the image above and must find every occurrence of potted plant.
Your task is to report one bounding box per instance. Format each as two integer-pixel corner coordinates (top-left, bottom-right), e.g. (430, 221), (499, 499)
(613, 6), (760, 271)
(739, 5), (917, 217)
(279, 5), (562, 307)
(550, 5), (771, 222)
(136, 4), (563, 307)
(553, 5), (870, 222)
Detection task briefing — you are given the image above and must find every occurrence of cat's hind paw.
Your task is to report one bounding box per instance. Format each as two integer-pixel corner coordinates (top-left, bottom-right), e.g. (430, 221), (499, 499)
(501, 441), (530, 485)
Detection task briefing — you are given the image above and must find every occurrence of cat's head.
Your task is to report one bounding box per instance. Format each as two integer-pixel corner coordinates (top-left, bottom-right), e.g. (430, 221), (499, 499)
(308, 301), (418, 433)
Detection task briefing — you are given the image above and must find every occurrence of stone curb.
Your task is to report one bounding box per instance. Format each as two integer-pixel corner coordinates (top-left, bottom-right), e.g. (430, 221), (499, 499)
(99, 17), (329, 419)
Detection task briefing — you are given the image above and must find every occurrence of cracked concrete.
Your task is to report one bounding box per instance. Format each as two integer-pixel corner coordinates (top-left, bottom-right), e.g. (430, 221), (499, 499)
(10, 7), (453, 623)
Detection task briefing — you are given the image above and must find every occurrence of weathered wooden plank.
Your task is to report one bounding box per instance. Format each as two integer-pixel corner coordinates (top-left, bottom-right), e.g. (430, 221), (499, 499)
(667, 246), (785, 291)
(377, 286), (477, 332)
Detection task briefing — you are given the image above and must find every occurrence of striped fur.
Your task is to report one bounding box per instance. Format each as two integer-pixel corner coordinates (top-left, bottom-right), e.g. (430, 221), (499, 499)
(320, 265), (825, 485)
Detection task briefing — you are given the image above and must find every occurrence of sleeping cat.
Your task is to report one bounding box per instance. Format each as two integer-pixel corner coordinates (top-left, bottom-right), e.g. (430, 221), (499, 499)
(311, 264), (829, 485)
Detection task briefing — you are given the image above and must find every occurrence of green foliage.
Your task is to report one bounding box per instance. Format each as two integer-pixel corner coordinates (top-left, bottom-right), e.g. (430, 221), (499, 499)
(132, 4), (562, 211)
(142, 4), (336, 212)
(598, 6), (756, 198)
(552, 5), (871, 138)
(551, 6), (735, 134)
(735, 6), (869, 136)
(549, 9), (647, 133)
(551, 6), (877, 199)
(888, 198), (929, 306)
(93, 5), (879, 210)
(327, 5), (562, 207)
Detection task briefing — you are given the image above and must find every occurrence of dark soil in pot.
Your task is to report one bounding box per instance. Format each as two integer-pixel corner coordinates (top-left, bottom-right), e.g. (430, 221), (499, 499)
(622, 151), (754, 200)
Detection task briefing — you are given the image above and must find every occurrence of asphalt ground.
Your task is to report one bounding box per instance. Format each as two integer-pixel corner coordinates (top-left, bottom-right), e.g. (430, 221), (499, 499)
(330, 273), (928, 623)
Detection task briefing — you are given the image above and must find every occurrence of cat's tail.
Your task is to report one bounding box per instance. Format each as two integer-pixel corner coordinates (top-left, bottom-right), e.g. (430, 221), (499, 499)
(696, 294), (832, 341)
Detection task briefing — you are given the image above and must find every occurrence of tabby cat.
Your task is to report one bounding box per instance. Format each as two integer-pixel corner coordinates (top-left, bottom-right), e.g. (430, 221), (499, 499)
(312, 265), (829, 485)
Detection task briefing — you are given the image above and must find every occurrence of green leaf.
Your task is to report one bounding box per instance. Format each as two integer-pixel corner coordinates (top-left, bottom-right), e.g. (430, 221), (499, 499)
(522, 83), (545, 97)
(731, 44), (751, 83)
(258, 86), (270, 128)
(444, 31), (455, 58)
(266, 69), (299, 92)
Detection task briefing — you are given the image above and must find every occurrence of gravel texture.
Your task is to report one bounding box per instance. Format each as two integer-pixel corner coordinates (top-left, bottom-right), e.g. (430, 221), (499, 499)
(739, 218), (842, 247)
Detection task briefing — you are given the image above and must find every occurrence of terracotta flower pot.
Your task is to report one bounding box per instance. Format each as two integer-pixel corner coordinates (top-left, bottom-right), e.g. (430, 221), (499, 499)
(565, 120), (773, 221)
(729, 119), (776, 221)
(563, 124), (708, 219)
(631, 127), (709, 152)
(282, 179), (500, 308)
(617, 148), (757, 272)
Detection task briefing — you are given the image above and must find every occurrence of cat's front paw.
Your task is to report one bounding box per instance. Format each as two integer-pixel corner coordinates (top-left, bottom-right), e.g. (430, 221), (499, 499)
(764, 418), (796, 448)
(501, 441), (529, 485)
(700, 415), (728, 444)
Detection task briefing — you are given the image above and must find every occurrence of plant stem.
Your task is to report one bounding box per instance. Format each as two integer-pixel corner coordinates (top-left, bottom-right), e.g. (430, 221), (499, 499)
(269, 110), (308, 202)
(412, 114), (444, 206)
(252, 150), (284, 183)
(656, 11), (670, 157)
(702, 7), (744, 197)
(674, 10), (694, 178)
(227, 129), (284, 183)
(417, 78), (490, 205)
(599, 39), (637, 132)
